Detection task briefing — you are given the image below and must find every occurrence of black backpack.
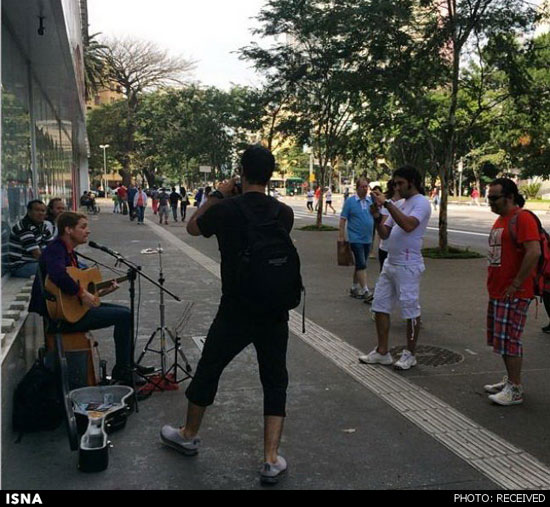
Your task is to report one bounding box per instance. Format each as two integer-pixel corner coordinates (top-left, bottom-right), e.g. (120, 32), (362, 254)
(13, 359), (64, 437)
(233, 198), (304, 321)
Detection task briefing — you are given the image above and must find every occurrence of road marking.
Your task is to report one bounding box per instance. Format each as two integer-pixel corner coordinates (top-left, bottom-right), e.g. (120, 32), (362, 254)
(427, 227), (489, 238)
(465, 349), (478, 356)
(145, 217), (550, 490)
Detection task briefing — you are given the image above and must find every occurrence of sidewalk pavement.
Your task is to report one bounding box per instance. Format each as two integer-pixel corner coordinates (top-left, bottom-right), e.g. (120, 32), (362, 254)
(3, 203), (550, 490)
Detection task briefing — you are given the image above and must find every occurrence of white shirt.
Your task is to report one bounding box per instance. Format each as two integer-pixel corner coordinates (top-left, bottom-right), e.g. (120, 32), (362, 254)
(326, 190), (332, 201)
(379, 199), (405, 252)
(385, 194), (431, 266)
(307, 191), (314, 202)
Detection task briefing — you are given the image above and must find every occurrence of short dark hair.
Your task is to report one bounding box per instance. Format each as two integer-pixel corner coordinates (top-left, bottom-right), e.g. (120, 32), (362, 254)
(27, 200), (45, 211)
(241, 145), (275, 186)
(57, 212), (87, 235)
(393, 165), (425, 195)
(490, 178), (525, 208)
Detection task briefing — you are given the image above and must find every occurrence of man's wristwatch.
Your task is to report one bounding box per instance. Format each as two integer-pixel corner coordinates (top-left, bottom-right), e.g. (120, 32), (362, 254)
(211, 190), (224, 200)
(383, 200), (391, 209)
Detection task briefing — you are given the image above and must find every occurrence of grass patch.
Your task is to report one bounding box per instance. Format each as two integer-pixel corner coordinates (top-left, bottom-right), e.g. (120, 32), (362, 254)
(298, 224), (339, 232)
(422, 246), (484, 259)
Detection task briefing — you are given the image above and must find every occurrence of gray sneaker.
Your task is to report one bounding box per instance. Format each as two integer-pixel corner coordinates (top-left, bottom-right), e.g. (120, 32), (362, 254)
(260, 455), (287, 485)
(160, 425), (201, 456)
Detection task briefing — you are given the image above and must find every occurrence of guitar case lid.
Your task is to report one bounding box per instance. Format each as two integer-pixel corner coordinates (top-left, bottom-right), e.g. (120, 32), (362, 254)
(54, 334), (79, 451)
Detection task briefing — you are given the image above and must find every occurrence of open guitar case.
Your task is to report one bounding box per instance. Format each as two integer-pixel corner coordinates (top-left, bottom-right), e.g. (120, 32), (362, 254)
(53, 331), (134, 472)
(39, 268), (134, 473)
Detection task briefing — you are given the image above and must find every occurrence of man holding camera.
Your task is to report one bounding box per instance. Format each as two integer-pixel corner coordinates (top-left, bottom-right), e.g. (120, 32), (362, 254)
(359, 166), (431, 371)
(160, 145), (295, 485)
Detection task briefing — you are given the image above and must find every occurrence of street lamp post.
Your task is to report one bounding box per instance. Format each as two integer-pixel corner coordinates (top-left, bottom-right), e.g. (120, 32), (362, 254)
(99, 144), (110, 195)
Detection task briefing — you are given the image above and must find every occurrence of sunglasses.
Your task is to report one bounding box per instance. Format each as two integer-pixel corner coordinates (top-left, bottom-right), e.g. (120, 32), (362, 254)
(488, 195), (504, 202)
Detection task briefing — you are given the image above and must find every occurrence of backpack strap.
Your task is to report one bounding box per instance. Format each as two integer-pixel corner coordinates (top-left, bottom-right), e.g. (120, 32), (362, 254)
(508, 209), (542, 247)
(232, 196), (280, 226)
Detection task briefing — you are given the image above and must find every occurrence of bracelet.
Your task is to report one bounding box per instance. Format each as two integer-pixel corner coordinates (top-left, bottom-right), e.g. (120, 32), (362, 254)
(211, 190), (224, 200)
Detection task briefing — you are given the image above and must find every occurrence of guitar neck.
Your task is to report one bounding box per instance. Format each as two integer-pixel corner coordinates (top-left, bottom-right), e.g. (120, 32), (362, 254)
(95, 276), (129, 292)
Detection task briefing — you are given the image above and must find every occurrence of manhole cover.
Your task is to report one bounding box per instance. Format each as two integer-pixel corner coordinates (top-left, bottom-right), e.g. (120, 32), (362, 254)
(389, 345), (464, 367)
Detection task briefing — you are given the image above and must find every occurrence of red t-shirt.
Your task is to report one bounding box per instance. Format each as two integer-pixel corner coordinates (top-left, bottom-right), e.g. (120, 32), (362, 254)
(117, 186), (127, 199)
(487, 208), (539, 299)
(315, 188), (321, 198)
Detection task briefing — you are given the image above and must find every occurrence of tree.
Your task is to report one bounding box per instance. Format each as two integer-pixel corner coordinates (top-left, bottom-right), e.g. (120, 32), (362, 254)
(416, 0), (540, 250)
(83, 32), (108, 101)
(101, 37), (196, 184)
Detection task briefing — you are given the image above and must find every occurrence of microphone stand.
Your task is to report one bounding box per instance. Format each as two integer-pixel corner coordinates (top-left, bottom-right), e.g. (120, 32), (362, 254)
(95, 248), (181, 412)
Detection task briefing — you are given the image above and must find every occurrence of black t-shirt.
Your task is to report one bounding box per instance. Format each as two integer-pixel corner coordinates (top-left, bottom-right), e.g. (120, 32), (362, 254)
(170, 192), (181, 206)
(197, 192), (294, 318)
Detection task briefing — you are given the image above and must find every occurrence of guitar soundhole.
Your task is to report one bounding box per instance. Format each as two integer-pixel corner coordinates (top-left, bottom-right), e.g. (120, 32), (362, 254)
(88, 283), (96, 293)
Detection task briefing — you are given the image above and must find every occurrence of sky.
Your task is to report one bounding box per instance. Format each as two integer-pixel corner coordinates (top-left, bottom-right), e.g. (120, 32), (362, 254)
(87, 0), (268, 90)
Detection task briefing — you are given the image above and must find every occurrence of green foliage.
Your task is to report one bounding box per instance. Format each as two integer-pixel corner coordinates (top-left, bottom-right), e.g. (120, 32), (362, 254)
(519, 182), (542, 199)
(422, 247), (484, 259)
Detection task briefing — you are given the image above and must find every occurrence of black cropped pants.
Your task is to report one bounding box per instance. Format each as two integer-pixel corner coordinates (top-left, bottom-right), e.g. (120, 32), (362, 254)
(185, 311), (289, 417)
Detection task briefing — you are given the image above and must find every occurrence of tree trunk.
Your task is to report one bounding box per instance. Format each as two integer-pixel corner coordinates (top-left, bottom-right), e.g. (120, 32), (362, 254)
(438, 165), (449, 251)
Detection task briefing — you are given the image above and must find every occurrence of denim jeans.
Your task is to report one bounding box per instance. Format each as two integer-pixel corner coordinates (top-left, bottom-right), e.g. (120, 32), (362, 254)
(10, 261), (39, 278)
(136, 206), (145, 223)
(53, 303), (132, 369)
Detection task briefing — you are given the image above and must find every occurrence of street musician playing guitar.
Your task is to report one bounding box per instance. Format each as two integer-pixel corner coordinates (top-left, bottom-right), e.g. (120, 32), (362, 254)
(29, 212), (152, 386)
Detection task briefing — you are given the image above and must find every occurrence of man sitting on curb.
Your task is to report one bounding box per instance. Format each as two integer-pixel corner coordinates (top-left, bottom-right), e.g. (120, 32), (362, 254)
(359, 166), (431, 371)
(8, 200), (52, 278)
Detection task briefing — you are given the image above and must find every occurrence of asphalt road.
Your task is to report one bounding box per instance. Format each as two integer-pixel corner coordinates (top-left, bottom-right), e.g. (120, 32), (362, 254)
(286, 200), (550, 254)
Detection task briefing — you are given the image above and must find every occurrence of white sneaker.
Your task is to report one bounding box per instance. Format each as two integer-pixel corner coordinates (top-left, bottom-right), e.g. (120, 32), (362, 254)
(488, 383), (524, 406)
(359, 348), (393, 365)
(483, 376), (508, 394)
(394, 349), (417, 370)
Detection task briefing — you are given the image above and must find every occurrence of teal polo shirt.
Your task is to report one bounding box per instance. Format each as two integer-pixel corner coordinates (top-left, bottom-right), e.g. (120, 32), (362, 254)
(341, 195), (374, 244)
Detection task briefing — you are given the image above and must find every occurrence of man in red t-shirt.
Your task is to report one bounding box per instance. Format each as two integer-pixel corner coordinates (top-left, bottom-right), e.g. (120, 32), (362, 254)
(485, 178), (540, 406)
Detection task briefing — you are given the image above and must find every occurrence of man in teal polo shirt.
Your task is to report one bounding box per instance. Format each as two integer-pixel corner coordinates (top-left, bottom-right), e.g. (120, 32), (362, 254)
(338, 176), (375, 301)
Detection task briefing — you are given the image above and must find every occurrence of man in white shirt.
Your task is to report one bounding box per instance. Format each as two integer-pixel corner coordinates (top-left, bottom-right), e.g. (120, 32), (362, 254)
(359, 166), (432, 370)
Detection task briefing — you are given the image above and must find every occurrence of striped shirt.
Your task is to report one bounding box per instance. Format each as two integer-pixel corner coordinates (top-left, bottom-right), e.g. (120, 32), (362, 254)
(8, 216), (53, 269)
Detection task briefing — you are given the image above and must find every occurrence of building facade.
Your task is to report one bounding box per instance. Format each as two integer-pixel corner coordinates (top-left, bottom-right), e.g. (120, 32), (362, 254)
(1, 0), (89, 275)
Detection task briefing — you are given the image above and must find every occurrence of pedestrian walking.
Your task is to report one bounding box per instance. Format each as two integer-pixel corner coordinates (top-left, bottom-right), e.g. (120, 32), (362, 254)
(325, 187), (336, 214)
(152, 187), (160, 215)
(194, 188), (204, 208)
(359, 166), (431, 370)
(471, 187), (481, 206)
(117, 183), (128, 215)
(169, 187), (182, 222)
(158, 188), (170, 225)
(134, 186), (148, 225)
(314, 186), (321, 211)
(430, 187), (440, 211)
(127, 184), (138, 221)
(338, 176), (375, 302)
(112, 190), (120, 213)
(180, 186), (190, 221)
(199, 186), (212, 207)
(306, 188), (314, 212)
(484, 178), (540, 406)
(160, 145), (299, 486)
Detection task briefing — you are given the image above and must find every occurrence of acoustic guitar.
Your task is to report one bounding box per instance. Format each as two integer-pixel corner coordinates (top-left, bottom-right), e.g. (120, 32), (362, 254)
(45, 267), (128, 323)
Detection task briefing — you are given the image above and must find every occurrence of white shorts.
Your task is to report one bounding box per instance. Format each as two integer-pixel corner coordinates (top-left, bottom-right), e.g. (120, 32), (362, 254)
(371, 263), (425, 320)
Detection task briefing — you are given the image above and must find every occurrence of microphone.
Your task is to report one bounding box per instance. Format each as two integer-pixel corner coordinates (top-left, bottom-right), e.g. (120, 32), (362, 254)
(88, 241), (121, 257)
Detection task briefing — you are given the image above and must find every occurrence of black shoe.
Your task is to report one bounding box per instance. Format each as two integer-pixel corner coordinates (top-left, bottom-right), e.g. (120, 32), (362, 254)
(542, 324), (550, 334)
(136, 363), (155, 375)
(112, 365), (147, 387)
